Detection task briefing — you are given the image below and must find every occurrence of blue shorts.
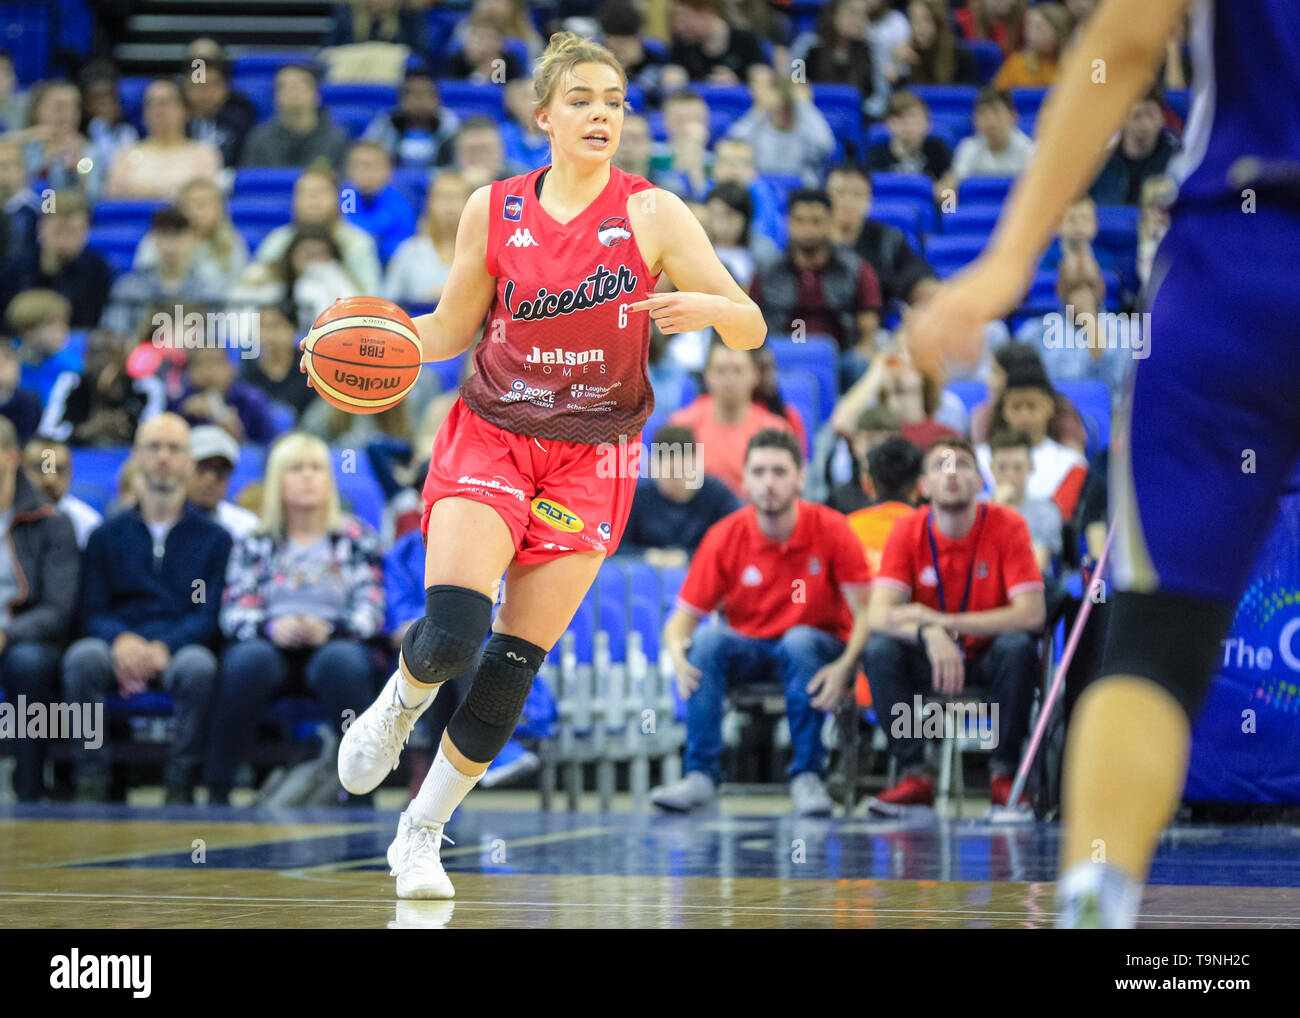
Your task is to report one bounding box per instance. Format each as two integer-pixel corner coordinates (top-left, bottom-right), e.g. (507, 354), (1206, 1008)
(1110, 203), (1300, 602)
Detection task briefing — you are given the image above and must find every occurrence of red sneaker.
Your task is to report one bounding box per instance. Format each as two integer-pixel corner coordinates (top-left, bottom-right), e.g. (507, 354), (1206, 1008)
(990, 773), (1030, 808)
(867, 774), (934, 817)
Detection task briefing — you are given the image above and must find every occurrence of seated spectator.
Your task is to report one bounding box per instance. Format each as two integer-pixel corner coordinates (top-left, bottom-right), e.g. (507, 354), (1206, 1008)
(206, 430), (386, 806)
(134, 178), (250, 289)
(0, 191), (111, 329)
(446, 16), (525, 83)
(795, 0), (879, 107)
(106, 454), (140, 517)
(823, 404), (901, 514)
(21, 435), (103, 549)
(450, 116), (523, 188)
(646, 323), (693, 413)
(617, 424), (740, 566)
(969, 341), (1087, 449)
(241, 64), (349, 172)
(105, 79), (222, 199)
(0, 418), (80, 802)
(753, 345), (807, 451)
(599, 0), (669, 102)
(704, 181), (778, 289)
(188, 425), (260, 539)
(19, 81), (106, 202)
(241, 302), (314, 420)
(863, 89), (953, 182)
(710, 137), (786, 247)
(384, 171), (473, 304)
(987, 427), (1063, 572)
(827, 162), (932, 306)
(455, 0), (543, 60)
(976, 364), (1087, 518)
(0, 50), (28, 132)
(341, 141), (416, 264)
(895, 0), (980, 87)
(0, 139), (39, 262)
(956, 0), (1027, 58)
(654, 90), (712, 201)
(612, 111), (654, 179)
(862, 437), (1045, 815)
(1136, 174), (1172, 290)
(169, 345), (277, 445)
(830, 344), (962, 451)
(669, 335), (794, 497)
(1039, 195), (1116, 275)
(653, 429), (873, 815)
(250, 167), (382, 295)
(79, 63), (140, 173)
(846, 434), (923, 573)
(668, 0), (768, 84)
(750, 188), (883, 387)
(184, 49), (258, 168)
(6, 289), (82, 404)
(321, 0), (430, 61)
(938, 88), (1034, 196)
(993, 1), (1071, 89)
(1015, 254), (1133, 400)
(501, 77), (551, 171)
(103, 206), (225, 337)
(44, 329), (164, 447)
(726, 73), (833, 185)
(0, 341), (41, 443)
(865, 0), (913, 114)
(1090, 86), (1180, 206)
(240, 224), (366, 332)
(364, 68), (460, 173)
(61, 413), (232, 803)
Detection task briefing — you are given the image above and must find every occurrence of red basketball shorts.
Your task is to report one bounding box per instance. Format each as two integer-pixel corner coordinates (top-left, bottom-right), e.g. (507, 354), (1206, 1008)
(421, 398), (641, 564)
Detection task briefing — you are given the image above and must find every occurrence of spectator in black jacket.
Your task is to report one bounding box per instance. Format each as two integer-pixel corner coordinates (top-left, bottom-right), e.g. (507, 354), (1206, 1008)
(616, 424), (740, 567)
(240, 64), (350, 172)
(60, 413), (233, 804)
(827, 163), (933, 306)
(0, 191), (111, 330)
(0, 341), (41, 444)
(183, 50), (258, 168)
(0, 416), (80, 801)
(863, 89), (953, 183)
(669, 0), (768, 84)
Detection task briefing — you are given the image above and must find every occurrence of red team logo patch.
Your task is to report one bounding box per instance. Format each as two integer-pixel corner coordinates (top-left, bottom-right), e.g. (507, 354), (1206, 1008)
(504, 195), (524, 221)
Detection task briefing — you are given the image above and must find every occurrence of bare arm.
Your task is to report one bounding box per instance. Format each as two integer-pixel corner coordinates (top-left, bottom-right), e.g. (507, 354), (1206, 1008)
(408, 185), (498, 362)
(662, 605), (706, 700)
(949, 590), (1046, 638)
(865, 583), (922, 643)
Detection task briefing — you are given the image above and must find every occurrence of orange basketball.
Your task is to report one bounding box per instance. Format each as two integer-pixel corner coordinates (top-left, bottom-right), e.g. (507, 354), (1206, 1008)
(302, 297), (422, 414)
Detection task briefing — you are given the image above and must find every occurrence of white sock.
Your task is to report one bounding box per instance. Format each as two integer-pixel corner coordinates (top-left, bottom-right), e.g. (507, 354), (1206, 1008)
(409, 746), (483, 825)
(395, 660), (437, 710)
(1055, 861), (1143, 929)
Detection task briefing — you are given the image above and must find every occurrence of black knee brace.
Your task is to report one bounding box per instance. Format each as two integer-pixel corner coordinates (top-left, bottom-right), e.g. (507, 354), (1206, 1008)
(446, 633), (546, 764)
(400, 585), (494, 686)
(1097, 589), (1237, 722)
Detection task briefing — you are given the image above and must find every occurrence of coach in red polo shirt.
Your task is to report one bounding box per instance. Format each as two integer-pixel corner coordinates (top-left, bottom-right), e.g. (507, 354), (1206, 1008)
(651, 429), (873, 817)
(862, 437), (1046, 817)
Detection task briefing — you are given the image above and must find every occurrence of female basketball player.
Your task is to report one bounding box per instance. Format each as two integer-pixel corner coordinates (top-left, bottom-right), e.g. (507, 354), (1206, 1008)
(316, 32), (765, 898)
(908, 0), (1300, 926)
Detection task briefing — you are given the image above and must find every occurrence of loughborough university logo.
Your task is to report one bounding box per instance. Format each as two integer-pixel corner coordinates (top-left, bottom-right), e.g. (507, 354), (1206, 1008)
(597, 216), (631, 247)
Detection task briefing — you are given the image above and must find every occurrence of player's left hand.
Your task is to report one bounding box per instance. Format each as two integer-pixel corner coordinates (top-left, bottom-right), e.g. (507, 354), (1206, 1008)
(807, 658), (854, 712)
(887, 603), (940, 629)
(629, 292), (728, 335)
(297, 337), (315, 389)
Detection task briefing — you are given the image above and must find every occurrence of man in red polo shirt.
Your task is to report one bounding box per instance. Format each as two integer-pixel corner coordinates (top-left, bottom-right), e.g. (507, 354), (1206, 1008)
(651, 429), (873, 817)
(862, 438), (1046, 816)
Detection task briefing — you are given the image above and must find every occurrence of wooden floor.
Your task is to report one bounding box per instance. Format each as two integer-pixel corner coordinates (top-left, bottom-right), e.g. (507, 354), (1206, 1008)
(4, 801), (1300, 928)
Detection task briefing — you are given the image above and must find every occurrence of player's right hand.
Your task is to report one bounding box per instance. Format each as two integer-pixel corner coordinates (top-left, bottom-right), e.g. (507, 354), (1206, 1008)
(297, 337), (315, 389)
(923, 627), (965, 696)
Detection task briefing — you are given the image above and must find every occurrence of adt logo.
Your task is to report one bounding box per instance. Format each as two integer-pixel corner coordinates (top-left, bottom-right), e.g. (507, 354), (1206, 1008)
(504, 195), (523, 221)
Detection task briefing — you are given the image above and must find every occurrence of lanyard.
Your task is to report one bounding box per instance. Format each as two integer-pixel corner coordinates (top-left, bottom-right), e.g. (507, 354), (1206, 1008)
(926, 504), (987, 615)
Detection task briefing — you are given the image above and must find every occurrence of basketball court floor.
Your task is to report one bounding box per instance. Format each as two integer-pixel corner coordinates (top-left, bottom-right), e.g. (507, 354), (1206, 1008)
(4, 794), (1299, 928)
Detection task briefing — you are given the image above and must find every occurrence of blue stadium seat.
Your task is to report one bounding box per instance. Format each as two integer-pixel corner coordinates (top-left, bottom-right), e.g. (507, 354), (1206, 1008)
(759, 173), (804, 209)
(1056, 379), (1112, 455)
(436, 80), (505, 121)
(266, 402), (295, 438)
(93, 199), (166, 228)
(660, 566), (686, 614)
(229, 446), (267, 501)
(958, 176), (1015, 206)
(870, 172), (933, 207)
(106, 692), (173, 717)
(1011, 87), (1048, 123)
(599, 591), (630, 663)
(870, 199), (924, 245)
(320, 83), (398, 109)
(693, 84), (753, 123)
(85, 226), (143, 275)
(332, 449), (385, 530)
(233, 168), (301, 196)
(232, 76), (276, 120)
(328, 105), (381, 139)
(642, 38), (668, 62)
(768, 336), (837, 420)
(233, 52), (316, 76)
(931, 112), (973, 144)
(625, 559), (660, 606)
(780, 369), (821, 448)
(674, 373), (699, 411)
(568, 597), (595, 664)
(1095, 204), (1140, 253)
(911, 85), (979, 118)
(946, 379), (987, 414)
(597, 557), (630, 611)
(118, 77), (151, 128)
(228, 196), (292, 229)
(629, 593), (661, 663)
(923, 233), (988, 275)
(811, 83), (864, 158)
(968, 40), (1005, 85)
(940, 204), (1000, 236)
(423, 351), (464, 392)
(391, 168), (431, 212)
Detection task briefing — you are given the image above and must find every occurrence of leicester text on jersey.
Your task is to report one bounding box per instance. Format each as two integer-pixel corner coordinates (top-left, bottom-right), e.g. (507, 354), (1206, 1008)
(502, 264), (639, 322)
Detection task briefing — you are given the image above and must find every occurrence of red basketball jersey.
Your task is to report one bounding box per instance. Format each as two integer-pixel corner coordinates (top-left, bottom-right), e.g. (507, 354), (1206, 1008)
(459, 165), (659, 445)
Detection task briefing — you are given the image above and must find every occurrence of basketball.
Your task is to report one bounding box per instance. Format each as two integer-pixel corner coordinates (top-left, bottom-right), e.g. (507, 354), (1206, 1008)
(302, 297), (423, 414)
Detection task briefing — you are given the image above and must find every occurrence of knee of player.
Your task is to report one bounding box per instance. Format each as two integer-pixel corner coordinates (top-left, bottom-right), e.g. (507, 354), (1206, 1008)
(400, 584), (496, 684)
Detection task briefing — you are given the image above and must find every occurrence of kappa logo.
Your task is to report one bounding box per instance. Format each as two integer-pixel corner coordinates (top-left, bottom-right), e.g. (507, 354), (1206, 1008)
(531, 497), (584, 533)
(506, 227), (539, 248)
(504, 195), (523, 220)
(920, 565), (939, 586)
(741, 565), (763, 586)
(597, 215), (631, 247)
(808, 557), (821, 575)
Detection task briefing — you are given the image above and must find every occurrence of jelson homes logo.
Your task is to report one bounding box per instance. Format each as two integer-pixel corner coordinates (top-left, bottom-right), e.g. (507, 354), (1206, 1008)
(502, 264), (637, 323)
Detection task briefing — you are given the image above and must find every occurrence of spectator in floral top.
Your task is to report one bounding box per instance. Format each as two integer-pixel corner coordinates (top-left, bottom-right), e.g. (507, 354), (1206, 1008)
(204, 431), (387, 805)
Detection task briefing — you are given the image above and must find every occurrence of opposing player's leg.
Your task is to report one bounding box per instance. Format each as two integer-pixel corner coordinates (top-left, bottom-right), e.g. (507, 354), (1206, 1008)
(338, 496), (515, 795)
(394, 549), (606, 898)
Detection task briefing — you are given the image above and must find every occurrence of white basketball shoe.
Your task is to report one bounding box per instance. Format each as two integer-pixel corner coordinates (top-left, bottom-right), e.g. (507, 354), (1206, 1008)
(338, 669), (434, 795)
(389, 811), (456, 899)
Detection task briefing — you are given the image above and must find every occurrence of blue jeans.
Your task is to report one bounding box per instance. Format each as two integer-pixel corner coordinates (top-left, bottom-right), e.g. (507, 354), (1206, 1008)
(684, 624), (844, 782)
